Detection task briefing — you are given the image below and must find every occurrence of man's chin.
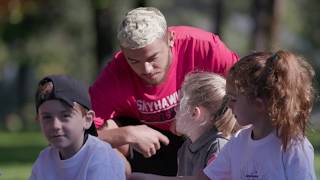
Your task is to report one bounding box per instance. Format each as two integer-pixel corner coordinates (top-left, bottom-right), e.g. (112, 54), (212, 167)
(144, 79), (162, 85)
(141, 75), (166, 85)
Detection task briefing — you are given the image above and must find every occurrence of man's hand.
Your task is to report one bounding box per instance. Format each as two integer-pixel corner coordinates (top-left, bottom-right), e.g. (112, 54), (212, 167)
(128, 125), (170, 158)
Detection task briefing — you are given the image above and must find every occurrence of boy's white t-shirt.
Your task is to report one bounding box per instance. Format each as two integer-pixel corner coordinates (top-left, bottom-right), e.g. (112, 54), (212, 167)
(29, 135), (125, 180)
(203, 127), (316, 180)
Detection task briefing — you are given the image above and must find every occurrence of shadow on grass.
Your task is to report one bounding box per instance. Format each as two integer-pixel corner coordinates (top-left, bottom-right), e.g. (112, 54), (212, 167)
(0, 145), (46, 163)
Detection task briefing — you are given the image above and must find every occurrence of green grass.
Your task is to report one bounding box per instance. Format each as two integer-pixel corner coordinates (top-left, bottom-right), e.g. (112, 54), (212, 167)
(0, 132), (47, 180)
(1, 163), (34, 180)
(315, 153), (320, 178)
(0, 131), (319, 179)
(309, 128), (320, 178)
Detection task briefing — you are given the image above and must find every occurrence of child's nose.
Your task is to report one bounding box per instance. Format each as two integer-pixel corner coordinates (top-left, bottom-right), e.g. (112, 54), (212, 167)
(52, 117), (62, 129)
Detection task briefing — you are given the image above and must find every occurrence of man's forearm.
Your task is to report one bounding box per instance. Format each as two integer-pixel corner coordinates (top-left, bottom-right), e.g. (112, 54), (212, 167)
(97, 123), (133, 147)
(97, 120), (135, 157)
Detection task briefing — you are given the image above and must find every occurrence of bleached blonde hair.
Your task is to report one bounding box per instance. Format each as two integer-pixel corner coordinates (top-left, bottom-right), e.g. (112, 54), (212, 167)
(117, 7), (167, 49)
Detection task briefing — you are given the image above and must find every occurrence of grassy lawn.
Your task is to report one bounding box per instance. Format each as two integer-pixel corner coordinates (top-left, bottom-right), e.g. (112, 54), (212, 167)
(309, 128), (320, 178)
(0, 131), (319, 179)
(0, 132), (47, 180)
(315, 153), (320, 178)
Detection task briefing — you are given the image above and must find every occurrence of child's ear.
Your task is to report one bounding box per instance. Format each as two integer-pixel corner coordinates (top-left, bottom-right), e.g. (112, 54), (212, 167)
(191, 106), (201, 120)
(84, 110), (95, 130)
(254, 98), (266, 112)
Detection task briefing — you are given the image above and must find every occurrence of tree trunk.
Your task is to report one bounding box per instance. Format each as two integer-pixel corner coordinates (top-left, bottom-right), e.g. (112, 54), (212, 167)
(135, 0), (147, 7)
(91, 0), (147, 71)
(212, 0), (224, 36)
(16, 62), (31, 129)
(91, 1), (115, 71)
(251, 0), (283, 51)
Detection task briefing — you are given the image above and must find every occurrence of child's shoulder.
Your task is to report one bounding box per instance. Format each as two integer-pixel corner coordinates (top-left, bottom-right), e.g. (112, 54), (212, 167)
(33, 145), (58, 166)
(86, 135), (113, 151)
(85, 135), (117, 158)
(84, 135), (125, 168)
(285, 137), (314, 155)
(231, 125), (252, 139)
(282, 137), (316, 179)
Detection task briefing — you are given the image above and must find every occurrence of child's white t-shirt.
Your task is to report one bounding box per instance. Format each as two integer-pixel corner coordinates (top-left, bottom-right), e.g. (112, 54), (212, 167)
(29, 135), (125, 180)
(203, 127), (316, 180)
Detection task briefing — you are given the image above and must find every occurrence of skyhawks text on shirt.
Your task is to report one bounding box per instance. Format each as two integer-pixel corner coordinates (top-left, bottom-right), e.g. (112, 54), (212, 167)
(136, 91), (179, 113)
(136, 91), (179, 124)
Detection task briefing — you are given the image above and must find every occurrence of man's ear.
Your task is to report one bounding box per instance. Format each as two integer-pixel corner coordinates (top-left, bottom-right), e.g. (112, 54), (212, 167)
(84, 110), (95, 130)
(168, 31), (174, 47)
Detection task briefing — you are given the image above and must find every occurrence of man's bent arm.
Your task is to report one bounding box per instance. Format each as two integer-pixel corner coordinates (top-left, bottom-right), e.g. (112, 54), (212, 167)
(97, 119), (170, 158)
(97, 119), (134, 147)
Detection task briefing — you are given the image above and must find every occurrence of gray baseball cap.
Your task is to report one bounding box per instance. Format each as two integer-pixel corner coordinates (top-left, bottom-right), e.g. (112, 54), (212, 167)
(35, 75), (98, 136)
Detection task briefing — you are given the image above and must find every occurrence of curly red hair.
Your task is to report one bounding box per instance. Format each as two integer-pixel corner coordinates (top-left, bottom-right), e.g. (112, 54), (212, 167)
(226, 50), (315, 151)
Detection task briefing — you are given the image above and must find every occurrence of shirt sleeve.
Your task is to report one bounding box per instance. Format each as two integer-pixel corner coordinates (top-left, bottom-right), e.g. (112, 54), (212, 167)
(89, 65), (119, 129)
(283, 138), (317, 180)
(206, 138), (229, 165)
(87, 147), (126, 180)
(208, 34), (239, 77)
(29, 163), (38, 180)
(29, 151), (44, 180)
(203, 139), (232, 180)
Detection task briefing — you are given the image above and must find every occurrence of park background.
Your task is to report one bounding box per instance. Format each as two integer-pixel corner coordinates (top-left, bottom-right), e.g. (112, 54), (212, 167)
(0, 0), (319, 179)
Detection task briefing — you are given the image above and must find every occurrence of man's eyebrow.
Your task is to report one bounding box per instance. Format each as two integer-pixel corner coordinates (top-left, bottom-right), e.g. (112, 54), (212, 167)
(148, 53), (158, 59)
(127, 57), (140, 61)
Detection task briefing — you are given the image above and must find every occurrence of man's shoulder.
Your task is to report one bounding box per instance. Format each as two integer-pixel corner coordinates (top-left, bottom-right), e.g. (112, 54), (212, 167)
(104, 51), (128, 72)
(169, 26), (215, 41)
(169, 26), (210, 33)
(93, 51), (133, 85)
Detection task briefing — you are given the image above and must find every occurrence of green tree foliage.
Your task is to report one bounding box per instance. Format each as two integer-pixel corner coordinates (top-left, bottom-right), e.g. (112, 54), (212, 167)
(0, 0), (319, 131)
(0, 0), (95, 130)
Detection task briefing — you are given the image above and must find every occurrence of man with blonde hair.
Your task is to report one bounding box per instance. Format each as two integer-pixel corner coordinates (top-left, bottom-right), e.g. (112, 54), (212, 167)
(90, 7), (238, 175)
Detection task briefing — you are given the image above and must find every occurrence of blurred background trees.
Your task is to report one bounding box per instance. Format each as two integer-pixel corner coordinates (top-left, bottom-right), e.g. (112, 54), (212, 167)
(0, 0), (319, 131)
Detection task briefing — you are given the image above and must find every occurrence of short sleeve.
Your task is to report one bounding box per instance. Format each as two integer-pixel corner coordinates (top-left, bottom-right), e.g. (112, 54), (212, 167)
(87, 146), (126, 180)
(205, 138), (228, 165)
(29, 161), (39, 180)
(203, 139), (232, 180)
(283, 138), (316, 180)
(89, 62), (120, 128)
(208, 34), (239, 77)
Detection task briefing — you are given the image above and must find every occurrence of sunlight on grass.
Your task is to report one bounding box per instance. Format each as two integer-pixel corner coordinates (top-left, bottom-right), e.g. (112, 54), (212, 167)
(0, 132), (46, 180)
(315, 153), (320, 178)
(305, 128), (320, 178)
(0, 132), (46, 147)
(0, 163), (33, 180)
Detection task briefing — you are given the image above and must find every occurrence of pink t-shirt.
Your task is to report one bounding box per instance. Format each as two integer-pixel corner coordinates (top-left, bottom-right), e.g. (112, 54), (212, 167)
(90, 26), (238, 130)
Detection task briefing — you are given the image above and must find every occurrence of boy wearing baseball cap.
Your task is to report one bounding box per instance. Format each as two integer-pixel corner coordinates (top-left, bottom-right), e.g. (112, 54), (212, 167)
(29, 75), (126, 180)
